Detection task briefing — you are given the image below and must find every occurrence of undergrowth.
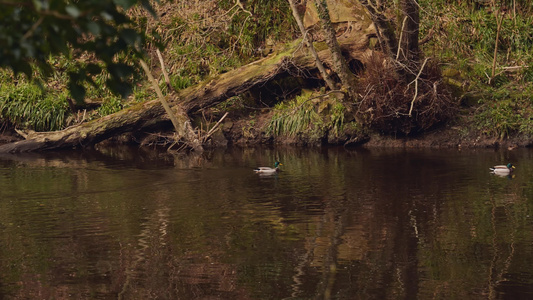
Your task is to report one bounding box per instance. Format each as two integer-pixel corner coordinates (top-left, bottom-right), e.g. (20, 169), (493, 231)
(1, 0), (532, 141)
(421, 0), (533, 138)
(0, 82), (69, 131)
(0, 0), (297, 132)
(266, 92), (347, 140)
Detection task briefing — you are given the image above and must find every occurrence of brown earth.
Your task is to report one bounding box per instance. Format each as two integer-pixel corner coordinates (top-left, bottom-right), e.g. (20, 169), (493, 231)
(219, 109), (533, 150)
(2, 114), (531, 150)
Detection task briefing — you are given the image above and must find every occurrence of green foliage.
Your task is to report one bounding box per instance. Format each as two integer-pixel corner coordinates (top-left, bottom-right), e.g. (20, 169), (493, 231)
(213, 95), (246, 113)
(475, 99), (519, 139)
(267, 94), (320, 137)
(330, 102), (346, 135)
(0, 0), (157, 102)
(474, 87), (533, 138)
(422, 0), (533, 72)
(170, 74), (193, 91)
(97, 96), (124, 117)
(0, 83), (69, 131)
(266, 93), (347, 138)
(151, 0), (296, 88)
(421, 0), (533, 138)
(219, 0), (296, 57)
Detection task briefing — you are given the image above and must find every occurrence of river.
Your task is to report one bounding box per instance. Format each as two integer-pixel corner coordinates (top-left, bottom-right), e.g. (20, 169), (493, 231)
(0, 146), (532, 299)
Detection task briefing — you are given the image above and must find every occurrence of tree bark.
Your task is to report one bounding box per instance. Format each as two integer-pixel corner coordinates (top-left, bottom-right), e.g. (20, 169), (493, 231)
(313, 0), (357, 96)
(399, 0), (420, 64)
(398, 0), (420, 81)
(0, 36), (374, 153)
(359, 0), (398, 59)
(360, 0), (420, 81)
(288, 0), (336, 90)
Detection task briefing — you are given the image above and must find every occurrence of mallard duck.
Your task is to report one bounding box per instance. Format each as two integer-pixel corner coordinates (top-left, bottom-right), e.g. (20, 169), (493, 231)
(490, 163), (515, 175)
(254, 161), (282, 174)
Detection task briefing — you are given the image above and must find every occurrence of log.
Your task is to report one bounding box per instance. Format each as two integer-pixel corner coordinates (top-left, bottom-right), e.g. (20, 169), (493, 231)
(0, 32), (374, 153)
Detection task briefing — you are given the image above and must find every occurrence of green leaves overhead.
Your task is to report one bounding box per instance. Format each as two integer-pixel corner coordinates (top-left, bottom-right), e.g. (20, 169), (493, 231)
(113, 0), (138, 10)
(0, 0), (158, 102)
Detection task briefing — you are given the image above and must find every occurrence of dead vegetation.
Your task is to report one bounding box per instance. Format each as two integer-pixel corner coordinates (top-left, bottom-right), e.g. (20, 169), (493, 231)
(355, 53), (457, 135)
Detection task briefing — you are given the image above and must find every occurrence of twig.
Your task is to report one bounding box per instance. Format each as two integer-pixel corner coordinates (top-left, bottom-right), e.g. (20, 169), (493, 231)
(202, 112), (229, 142)
(490, 4), (504, 85)
(156, 49), (173, 91)
(14, 128), (28, 139)
(139, 59), (182, 136)
(396, 16), (408, 60)
(22, 16), (44, 40)
(408, 57), (429, 117)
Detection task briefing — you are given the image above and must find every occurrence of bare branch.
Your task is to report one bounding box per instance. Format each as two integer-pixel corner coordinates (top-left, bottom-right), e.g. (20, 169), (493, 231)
(288, 0), (336, 90)
(408, 57), (429, 117)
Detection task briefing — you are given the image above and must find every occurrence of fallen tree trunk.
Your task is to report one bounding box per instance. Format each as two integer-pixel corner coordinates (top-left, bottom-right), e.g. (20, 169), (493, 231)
(0, 33), (373, 153)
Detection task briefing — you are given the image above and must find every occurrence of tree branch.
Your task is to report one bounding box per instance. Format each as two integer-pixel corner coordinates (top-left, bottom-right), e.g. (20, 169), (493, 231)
(408, 57), (429, 117)
(288, 0), (336, 90)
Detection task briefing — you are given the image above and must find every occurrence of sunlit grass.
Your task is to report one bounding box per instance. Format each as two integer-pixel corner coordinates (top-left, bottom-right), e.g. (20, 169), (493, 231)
(0, 83), (69, 131)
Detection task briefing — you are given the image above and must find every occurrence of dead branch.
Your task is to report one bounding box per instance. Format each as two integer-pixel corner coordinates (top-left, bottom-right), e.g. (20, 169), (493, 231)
(156, 49), (173, 91)
(408, 57), (429, 117)
(202, 112), (229, 142)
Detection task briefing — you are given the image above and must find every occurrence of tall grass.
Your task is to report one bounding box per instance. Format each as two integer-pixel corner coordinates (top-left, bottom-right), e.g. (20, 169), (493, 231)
(267, 94), (319, 137)
(0, 84), (69, 131)
(266, 93), (346, 138)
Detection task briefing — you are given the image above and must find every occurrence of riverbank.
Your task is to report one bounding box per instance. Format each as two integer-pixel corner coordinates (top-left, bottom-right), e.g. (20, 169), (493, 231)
(1, 109), (531, 151)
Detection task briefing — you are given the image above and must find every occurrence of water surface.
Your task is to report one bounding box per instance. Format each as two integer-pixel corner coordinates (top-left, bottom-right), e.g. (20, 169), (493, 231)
(0, 146), (532, 299)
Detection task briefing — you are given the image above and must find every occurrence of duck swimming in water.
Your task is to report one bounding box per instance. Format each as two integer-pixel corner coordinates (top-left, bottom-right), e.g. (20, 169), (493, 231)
(254, 161), (282, 174)
(490, 163), (515, 175)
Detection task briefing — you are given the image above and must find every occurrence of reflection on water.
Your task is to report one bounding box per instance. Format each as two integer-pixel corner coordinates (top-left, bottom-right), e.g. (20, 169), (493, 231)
(1, 146), (533, 299)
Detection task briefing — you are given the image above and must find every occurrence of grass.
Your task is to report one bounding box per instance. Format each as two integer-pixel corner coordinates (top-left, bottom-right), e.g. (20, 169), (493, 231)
(266, 94), (321, 137)
(266, 92), (347, 139)
(420, 0), (533, 138)
(0, 82), (69, 131)
(1, 0), (532, 141)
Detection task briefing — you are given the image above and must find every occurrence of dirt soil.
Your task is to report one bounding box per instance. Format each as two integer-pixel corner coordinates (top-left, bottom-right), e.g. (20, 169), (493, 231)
(2, 112), (532, 150)
(220, 111), (533, 150)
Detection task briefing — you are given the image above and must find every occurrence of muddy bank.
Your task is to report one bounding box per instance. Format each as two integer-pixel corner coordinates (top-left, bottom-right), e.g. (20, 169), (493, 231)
(2, 116), (532, 151)
(361, 128), (532, 149)
(220, 111), (533, 150)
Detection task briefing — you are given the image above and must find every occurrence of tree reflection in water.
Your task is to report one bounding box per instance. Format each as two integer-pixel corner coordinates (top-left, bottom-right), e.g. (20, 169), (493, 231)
(0, 146), (532, 299)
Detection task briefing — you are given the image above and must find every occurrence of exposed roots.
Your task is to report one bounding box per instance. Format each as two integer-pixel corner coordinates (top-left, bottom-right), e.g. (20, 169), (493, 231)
(355, 54), (457, 135)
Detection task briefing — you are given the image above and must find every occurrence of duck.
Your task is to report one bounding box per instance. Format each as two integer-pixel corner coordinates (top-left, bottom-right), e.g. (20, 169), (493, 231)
(490, 163), (515, 175)
(254, 161), (282, 174)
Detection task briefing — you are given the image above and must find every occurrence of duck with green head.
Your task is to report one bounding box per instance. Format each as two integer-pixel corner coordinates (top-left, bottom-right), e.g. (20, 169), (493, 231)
(254, 161), (282, 174)
(490, 163), (515, 175)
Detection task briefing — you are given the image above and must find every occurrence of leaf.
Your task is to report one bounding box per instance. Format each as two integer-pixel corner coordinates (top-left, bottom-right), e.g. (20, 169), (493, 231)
(113, 0), (138, 10)
(65, 5), (81, 18)
(120, 29), (140, 46)
(31, 0), (48, 11)
(100, 11), (113, 21)
(86, 22), (101, 35)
